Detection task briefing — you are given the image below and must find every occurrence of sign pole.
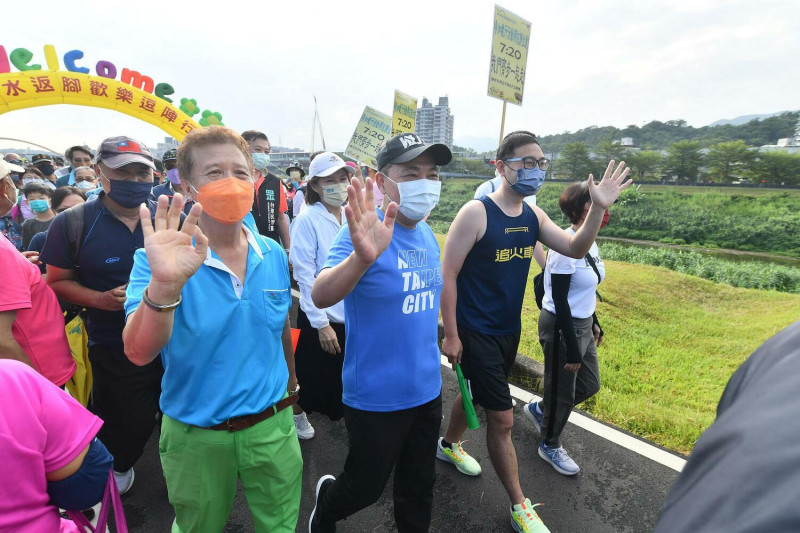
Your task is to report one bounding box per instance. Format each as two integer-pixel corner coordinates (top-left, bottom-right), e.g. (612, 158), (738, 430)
(499, 101), (507, 145)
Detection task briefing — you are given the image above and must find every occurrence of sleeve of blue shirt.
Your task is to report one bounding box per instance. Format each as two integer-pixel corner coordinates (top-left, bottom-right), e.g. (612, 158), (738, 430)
(27, 231), (47, 254)
(38, 213), (73, 269)
(125, 248), (151, 318)
(322, 223), (354, 270)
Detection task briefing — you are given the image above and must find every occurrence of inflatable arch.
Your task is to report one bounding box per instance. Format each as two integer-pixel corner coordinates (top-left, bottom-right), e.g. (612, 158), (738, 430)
(0, 70), (201, 141)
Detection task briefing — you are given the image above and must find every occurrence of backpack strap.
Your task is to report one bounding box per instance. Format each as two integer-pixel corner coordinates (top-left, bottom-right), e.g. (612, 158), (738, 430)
(584, 252), (604, 302)
(64, 202), (87, 267)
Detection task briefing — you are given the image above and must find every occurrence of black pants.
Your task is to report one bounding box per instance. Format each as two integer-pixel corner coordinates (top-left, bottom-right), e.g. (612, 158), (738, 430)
(295, 308), (345, 421)
(538, 310), (601, 448)
(88, 344), (163, 472)
(318, 394), (442, 532)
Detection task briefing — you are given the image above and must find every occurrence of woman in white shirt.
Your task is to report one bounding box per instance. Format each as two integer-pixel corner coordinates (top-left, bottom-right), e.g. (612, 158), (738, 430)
(288, 152), (353, 438)
(524, 181), (608, 477)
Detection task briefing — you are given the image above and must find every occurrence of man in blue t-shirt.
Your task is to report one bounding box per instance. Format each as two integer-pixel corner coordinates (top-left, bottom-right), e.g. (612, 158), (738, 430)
(308, 133), (452, 533)
(40, 136), (164, 495)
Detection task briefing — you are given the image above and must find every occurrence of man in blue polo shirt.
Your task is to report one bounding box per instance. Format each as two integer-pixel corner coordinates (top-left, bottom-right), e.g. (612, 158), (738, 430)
(40, 136), (164, 495)
(309, 133), (451, 533)
(122, 126), (302, 531)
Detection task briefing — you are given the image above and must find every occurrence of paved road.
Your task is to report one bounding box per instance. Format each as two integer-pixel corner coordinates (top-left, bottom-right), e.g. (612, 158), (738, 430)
(120, 367), (678, 532)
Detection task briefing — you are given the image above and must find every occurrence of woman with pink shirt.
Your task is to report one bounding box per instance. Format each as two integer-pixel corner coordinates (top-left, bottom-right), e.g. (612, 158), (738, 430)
(0, 360), (111, 532)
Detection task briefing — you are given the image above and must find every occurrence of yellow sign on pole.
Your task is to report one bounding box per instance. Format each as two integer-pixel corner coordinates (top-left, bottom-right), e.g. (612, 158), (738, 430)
(487, 4), (531, 106)
(344, 106), (392, 169)
(391, 90), (417, 136)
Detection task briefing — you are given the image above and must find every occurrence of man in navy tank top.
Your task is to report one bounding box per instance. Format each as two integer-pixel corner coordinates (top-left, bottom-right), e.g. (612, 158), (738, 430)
(437, 131), (631, 533)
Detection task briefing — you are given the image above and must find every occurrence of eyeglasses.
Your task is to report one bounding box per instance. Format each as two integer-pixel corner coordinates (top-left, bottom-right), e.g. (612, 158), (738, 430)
(503, 156), (549, 171)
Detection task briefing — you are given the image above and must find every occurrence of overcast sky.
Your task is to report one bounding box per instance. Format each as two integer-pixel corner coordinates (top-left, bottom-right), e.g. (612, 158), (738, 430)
(1, 0), (797, 155)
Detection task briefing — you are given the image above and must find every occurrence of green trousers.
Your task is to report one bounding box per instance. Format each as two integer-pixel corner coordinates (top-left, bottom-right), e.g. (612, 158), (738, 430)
(159, 407), (303, 532)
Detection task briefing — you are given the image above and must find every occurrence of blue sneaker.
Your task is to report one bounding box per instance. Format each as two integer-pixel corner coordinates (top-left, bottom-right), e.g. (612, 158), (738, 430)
(523, 402), (543, 434)
(538, 442), (579, 476)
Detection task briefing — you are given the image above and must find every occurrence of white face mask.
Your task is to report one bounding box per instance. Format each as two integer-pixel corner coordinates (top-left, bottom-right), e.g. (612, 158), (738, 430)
(76, 180), (97, 191)
(384, 176), (441, 220)
(320, 182), (348, 207)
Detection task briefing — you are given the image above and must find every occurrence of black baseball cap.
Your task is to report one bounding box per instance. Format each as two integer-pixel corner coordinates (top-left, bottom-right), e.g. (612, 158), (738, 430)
(32, 154), (54, 165)
(376, 133), (452, 171)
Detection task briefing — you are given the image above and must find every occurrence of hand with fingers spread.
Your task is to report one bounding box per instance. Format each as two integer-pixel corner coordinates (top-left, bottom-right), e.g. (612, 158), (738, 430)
(140, 193), (208, 300)
(587, 160), (633, 209)
(344, 176), (398, 266)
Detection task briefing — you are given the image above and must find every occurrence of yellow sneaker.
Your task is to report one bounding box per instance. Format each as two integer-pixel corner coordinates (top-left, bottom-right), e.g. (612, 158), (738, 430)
(510, 498), (549, 532)
(436, 437), (482, 476)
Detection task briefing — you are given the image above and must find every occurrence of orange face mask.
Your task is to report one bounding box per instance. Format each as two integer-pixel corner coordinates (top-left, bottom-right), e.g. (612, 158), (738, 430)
(192, 177), (254, 224)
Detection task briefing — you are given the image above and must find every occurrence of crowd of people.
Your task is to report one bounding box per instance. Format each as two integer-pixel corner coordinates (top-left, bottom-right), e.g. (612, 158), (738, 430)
(1, 125), (634, 533)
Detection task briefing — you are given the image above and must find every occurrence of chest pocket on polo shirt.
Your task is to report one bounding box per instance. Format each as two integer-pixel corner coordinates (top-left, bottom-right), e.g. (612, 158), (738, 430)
(263, 288), (290, 331)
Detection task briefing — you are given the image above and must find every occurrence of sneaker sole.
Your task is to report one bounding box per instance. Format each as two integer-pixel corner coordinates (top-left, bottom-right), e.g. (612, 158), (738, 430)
(309, 475), (335, 533)
(523, 403), (542, 434)
(436, 447), (481, 476)
(296, 429), (316, 440)
(538, 446), (579, 476)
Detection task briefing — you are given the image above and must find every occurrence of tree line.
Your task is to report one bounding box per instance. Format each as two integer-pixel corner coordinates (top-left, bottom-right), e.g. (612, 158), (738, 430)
(539, 112), (799, 153)
(554, 139), (800, 185)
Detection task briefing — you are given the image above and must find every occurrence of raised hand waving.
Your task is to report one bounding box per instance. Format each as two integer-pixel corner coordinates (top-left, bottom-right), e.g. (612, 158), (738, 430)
(588, 160), (632, 209)
(140, 193), (208, 292)
(344, 177), (398, 266)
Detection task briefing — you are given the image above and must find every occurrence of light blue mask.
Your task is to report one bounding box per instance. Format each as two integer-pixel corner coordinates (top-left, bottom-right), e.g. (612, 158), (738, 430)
(507, 167), (546, 197)
(251, 152), (271, 171)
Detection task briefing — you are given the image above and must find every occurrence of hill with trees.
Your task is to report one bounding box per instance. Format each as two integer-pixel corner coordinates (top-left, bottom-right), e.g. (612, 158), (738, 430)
(539, 111), (799, 154)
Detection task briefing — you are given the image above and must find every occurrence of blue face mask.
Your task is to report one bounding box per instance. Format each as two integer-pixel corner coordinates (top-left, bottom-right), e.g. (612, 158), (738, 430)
(506, 167), (546, 197)
(251, 152), (271, 172)
(47, 437), (113, 511)
(101, 170), (153, 208)
(29, 198), (51, 213)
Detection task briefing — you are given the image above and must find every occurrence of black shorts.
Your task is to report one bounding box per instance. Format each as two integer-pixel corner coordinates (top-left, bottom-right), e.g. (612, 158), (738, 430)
(458, 324), (520, 411)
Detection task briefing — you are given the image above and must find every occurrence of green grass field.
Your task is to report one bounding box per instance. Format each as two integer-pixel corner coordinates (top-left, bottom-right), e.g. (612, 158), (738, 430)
(637, 184), (800, 197)
(434, 234), (800, 454)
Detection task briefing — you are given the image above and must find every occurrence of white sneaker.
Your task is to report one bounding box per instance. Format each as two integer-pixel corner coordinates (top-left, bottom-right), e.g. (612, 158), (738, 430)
(113, 468), (135, 495)
(294, 412), (316, 440)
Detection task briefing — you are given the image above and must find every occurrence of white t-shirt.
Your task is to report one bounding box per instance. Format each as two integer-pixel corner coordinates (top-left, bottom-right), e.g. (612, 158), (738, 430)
(293, 188), (306, 218)
(541, 228), (604, 319)
(474, 176), (536, 206)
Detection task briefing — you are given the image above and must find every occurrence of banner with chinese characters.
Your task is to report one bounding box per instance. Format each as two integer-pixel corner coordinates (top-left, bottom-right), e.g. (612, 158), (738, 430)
(344, 106), (392, 169)
(0, 70), (200, 140)
(391, 90), (417, 136)
(487, 5), (531, 105)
